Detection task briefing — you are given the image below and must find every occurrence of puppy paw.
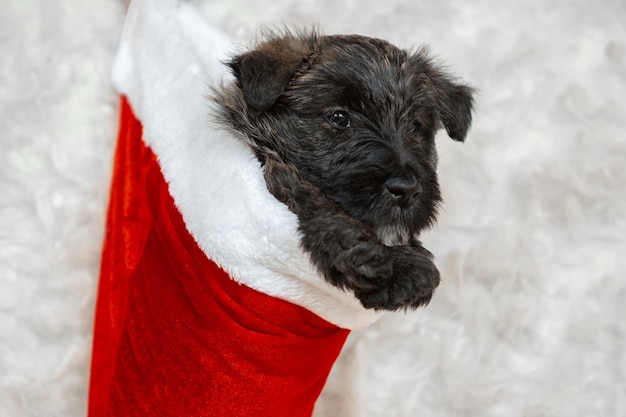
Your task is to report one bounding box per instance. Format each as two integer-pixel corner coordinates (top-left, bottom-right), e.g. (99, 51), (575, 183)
(334, 240), (393, 291)
(355, 246), (440, 310)
(302, 213), (394, 292)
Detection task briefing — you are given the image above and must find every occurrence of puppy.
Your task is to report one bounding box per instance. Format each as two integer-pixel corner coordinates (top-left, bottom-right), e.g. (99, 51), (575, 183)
(215, 30), (473, 311)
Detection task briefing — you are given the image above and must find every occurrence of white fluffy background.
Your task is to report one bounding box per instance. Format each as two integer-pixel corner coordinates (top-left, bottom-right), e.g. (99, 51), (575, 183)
(1, 0), (624, 416)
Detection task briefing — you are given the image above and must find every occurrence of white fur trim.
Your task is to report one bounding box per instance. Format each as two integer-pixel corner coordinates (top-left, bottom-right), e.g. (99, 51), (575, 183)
(111, 0), (383, 329)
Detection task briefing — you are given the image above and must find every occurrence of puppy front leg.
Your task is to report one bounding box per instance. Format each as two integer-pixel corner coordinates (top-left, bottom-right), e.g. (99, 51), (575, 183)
(263, 156), (393, 294)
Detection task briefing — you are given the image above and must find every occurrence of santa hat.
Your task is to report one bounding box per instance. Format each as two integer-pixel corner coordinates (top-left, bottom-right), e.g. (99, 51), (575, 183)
(88, 1), (382, 416)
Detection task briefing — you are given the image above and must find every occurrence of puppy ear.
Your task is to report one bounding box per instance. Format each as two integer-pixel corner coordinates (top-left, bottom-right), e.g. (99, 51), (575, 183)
(411, 51), (474, 141)
(229, 35), (312, 112)
(433, 78), (474, 142)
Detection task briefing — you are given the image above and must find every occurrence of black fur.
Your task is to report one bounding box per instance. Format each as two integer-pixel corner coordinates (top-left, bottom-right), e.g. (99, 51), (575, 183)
(214, 30), (474, 310)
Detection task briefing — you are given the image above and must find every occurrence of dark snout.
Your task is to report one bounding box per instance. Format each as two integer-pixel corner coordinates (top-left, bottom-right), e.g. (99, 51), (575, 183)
(384, 175), (422, 207)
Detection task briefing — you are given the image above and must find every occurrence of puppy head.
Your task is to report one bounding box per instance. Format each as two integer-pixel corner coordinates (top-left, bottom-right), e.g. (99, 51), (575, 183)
(221, 30), (474, 244)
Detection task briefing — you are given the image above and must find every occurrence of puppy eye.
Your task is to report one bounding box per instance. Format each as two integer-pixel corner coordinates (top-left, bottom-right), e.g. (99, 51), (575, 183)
(328, 111), (351, 129)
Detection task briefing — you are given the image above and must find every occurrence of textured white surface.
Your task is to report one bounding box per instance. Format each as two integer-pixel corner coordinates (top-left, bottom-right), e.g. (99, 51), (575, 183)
(1, 0), (625, 416)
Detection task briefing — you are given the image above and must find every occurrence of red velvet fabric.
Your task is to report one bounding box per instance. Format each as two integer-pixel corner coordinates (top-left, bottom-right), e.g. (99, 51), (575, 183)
(88, 97), (350, 417)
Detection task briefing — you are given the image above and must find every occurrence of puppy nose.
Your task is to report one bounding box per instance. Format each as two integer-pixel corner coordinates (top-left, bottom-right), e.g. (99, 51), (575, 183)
(385, 177), (422, 207)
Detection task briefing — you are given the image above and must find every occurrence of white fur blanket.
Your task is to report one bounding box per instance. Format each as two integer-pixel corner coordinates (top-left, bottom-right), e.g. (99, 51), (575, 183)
(1, 0), (624, 416)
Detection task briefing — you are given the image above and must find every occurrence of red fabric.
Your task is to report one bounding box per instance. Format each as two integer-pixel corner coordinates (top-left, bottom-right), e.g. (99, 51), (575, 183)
(88, 97), (350, 417)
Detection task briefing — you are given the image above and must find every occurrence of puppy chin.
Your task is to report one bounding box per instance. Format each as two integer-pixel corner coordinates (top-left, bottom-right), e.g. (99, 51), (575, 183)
(375, 225), (413, 247)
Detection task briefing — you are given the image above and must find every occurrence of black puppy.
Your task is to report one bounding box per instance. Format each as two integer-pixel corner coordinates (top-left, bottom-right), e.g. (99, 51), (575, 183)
(215, 30), (473, 310)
